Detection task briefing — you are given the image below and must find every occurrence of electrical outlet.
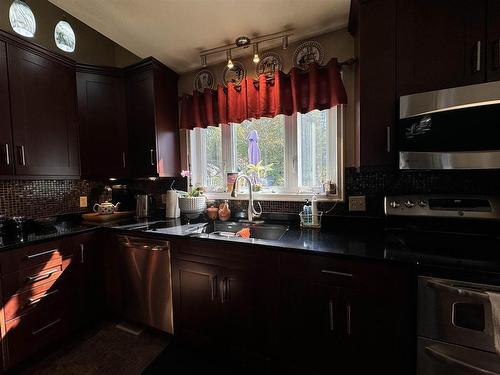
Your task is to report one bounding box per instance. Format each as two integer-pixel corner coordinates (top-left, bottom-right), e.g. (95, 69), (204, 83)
(349, 195), (366, 212)
(79, 196), (88, 208)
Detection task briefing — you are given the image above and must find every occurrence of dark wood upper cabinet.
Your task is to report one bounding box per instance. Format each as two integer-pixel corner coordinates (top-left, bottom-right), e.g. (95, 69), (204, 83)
(125, 58), (180, 178)
(349, 0), (397, 168)
(397, 0), (487, 96)
(487, 0), (500, 82)
(0, 41), (13, 176)
(77, 65), (128, 178)
(7, 44), (79, 177)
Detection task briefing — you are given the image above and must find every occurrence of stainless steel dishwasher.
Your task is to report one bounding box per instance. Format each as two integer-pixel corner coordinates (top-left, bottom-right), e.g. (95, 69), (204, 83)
(116, 235), (173, 334)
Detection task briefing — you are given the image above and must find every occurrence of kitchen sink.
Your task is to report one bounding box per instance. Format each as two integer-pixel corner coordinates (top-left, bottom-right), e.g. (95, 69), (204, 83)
(188, 221), (289, 241)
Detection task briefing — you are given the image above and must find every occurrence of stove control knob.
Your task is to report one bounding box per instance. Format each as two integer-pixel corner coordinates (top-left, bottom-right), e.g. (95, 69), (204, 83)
(389, 201), (400, 209)
(404, 200), (415, 208)
(418, 200), (427, 207)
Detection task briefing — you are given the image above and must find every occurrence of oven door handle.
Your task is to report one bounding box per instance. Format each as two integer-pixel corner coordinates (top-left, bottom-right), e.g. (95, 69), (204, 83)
(427, 280), (490, 301)
(425, 346), (500, 375)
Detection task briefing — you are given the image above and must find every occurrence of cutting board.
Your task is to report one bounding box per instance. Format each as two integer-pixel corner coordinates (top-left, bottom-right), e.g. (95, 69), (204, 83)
(81, 211), (135, 223)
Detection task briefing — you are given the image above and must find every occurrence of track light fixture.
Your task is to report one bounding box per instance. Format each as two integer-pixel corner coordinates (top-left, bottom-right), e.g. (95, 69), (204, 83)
(253, 44), (260, 64)
(198, 30), (293, 68)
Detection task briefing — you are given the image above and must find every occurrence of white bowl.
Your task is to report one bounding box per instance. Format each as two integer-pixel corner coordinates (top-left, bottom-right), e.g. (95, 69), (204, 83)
(178, 196), (206, 214)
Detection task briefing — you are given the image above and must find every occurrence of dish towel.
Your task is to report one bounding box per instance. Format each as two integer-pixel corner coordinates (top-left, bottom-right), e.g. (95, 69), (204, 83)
(487, 291), (500, 355)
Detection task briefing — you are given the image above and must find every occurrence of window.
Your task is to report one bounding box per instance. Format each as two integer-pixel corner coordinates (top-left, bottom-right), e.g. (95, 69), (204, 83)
(189, 107), (344, 200)
(9, 0), (36, 38)
(54, 20), (76, 52)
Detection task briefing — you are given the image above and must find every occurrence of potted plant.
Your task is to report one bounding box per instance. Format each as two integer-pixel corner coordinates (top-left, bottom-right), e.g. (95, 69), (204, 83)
(177, 170), (206, 214)
(246, 161), (273, 192)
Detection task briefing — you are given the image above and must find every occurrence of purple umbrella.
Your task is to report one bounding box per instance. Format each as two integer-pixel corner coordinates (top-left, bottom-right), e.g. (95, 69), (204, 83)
(247, 130), (261, 184)
(247, 130), (261, 165)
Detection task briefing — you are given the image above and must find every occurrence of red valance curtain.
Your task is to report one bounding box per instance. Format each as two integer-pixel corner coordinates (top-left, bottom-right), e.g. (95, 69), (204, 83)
(180, 58), (347, 130)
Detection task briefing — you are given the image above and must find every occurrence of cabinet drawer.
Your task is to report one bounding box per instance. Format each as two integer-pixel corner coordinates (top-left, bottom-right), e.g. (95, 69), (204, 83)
(3, 281), (65, 322)
(2, 256), (78, 299)
(0, 239), (76, 275)
(173, 238), (279, 268)
(280, 252), (356, 287)
(4, 297), (73, 368)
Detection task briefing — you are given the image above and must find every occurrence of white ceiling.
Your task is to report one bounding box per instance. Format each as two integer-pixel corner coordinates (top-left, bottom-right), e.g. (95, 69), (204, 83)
(48, 0), (350, 73)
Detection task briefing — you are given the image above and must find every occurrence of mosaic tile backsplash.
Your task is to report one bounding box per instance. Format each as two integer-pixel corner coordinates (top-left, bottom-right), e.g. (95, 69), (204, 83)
(0, 180), (92, 219)
(1, 168), (500, 219)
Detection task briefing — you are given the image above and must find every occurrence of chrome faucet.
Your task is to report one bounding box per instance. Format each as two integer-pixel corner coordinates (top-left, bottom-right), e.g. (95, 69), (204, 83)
(231, 174), (262, 222)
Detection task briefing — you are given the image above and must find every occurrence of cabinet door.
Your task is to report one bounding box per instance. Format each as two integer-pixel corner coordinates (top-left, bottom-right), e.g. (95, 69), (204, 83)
(172, 259), (222, 341)
(0, 41), (13, 175)
(126, 68), (157, 177)
(354, 0), (397, 168)
(487, 0), (500, 82)
(7, 45), (79, 176)
(77, 70), (128, 178)
(397, 0), (487, 96)
(279, 276), (348, 374)
(219, 266), (277, 357)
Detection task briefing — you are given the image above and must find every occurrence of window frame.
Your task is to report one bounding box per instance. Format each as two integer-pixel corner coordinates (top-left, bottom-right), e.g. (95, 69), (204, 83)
(185, 105), (345, 202)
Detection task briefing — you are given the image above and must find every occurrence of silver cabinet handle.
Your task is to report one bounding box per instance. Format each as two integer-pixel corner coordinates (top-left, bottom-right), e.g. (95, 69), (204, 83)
(80, 243), (84, 263)
(220, 278), (227, 303)
(26, 249), (58, 260)
(18, 145), (26, 165)
(27, 289), (59, 306)
(476, 40), (482, 72)
(27, 268), (58, 283)
(4, 144), (9, 165)
(425, 345), (500, 375)
(321, 269), (353, 278)
(150, 149), (155, 166)
(386, 126), (391, 153)
(346, 303), (351, 336)
(32, 318), (62, 335)
(328, 300), (334, 332)
(122, 151), (126, 168)
(210, 275), (217, 302)
(497, 39), (500, 69)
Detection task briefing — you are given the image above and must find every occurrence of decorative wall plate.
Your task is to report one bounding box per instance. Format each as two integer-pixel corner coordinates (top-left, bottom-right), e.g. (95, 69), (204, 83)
(293, 41), (324, 69)
(193, 69), (216, 92)
(256, 52), (283, 78)
(222, 61), (246, 87)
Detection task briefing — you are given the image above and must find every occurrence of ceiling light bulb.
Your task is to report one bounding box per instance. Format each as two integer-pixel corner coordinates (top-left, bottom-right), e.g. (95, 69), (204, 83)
(253, 44), (260, 64)
(226, 50), (234, 69)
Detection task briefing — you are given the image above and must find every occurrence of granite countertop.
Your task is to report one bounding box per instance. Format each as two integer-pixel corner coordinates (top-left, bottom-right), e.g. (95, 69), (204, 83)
(1, 215), (499, 275)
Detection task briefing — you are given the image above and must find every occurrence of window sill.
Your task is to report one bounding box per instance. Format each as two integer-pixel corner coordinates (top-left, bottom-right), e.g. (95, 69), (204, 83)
(202, 192), (344, 202)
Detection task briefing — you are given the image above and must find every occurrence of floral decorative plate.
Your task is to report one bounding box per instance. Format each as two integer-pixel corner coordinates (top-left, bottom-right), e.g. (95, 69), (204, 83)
(256, 52), (283, 78)
(222, 61), (246, 87)
(193, 69), (216, 92)
(293, 41), (324, 69)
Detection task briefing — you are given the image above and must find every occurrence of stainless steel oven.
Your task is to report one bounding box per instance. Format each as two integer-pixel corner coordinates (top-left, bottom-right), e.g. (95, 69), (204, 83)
(417, 276), (500, 374)
(398, 80), (500, 170)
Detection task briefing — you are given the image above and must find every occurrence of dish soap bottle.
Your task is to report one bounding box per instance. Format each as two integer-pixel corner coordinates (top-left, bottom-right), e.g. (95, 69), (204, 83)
(218, 200), (231, 222)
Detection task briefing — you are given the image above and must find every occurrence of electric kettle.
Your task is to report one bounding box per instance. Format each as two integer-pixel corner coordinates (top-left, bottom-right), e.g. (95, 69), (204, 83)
(135, 194), (155, 218)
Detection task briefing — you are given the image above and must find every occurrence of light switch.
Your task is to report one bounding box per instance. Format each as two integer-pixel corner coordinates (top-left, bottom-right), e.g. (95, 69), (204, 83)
(79, 196), (88, 208)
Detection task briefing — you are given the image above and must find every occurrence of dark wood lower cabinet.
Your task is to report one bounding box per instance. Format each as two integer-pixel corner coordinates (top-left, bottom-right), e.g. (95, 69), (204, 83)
(279, 253), (416, 375)
(0, 232), (100, 370)
(172, 239), (279, 363)
(172, 240), (416, 374)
